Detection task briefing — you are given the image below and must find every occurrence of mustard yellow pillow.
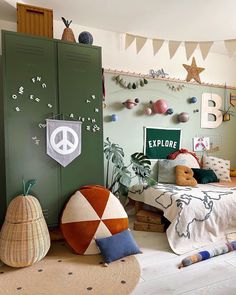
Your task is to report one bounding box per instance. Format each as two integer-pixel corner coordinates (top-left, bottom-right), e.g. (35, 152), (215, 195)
(175, 165), (197, 186)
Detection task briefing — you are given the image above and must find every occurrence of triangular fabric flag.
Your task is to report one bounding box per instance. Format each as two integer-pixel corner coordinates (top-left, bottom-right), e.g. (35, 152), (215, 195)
(169, 40), (181, 59)
(152, 39), (164, 55)
(125, 33), (135, 49)
(185, 41), (198, 60)
(199, 41), (214, 60)
(224, 40), (236, 57)
(136, 36), (147, 54)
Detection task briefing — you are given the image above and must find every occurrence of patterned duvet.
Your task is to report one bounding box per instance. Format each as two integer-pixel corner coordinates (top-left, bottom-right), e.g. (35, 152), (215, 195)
(128, 182), (236, 254)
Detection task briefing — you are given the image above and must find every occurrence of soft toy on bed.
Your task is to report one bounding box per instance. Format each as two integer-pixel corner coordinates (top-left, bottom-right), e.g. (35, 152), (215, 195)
(175, 165), (197, 186)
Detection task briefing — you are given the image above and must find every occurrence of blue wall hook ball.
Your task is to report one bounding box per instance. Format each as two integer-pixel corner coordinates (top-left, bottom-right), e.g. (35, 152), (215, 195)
(166, 108), (174, 115)
(78, 31), (93, 45)
(189, 97), (197, 104)
(111, 114), (118, 122)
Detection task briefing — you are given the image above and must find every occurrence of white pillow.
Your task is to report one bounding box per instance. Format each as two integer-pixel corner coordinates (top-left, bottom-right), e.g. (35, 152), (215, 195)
(202, 155), (230, 181)
(174, 153), (200, 169)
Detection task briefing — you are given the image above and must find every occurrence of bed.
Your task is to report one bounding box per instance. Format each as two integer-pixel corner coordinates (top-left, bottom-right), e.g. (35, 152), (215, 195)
(128, 178), (236, 254)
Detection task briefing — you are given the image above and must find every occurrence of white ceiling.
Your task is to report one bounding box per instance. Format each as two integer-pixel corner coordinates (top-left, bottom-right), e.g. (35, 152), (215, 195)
(1, 0), (236, 42)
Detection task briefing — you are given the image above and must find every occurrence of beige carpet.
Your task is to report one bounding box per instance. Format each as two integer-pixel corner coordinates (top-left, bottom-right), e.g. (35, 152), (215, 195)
(0, 241), (140, 295)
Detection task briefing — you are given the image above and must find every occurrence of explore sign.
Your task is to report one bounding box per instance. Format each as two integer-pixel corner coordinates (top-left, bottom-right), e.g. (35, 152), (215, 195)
(144, 127), (182, 159)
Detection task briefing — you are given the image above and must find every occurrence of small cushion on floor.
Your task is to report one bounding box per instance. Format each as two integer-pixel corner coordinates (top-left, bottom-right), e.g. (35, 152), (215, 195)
(60, 185), (128, 255)
(95, 229), (142, 264)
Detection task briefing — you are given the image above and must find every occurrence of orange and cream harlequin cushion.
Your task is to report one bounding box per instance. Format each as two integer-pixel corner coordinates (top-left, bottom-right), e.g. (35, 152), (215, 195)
(60, 185), (128, 255)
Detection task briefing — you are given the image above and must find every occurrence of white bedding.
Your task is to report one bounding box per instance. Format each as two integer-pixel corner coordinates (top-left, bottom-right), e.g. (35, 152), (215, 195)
(129, 182), (236, 254)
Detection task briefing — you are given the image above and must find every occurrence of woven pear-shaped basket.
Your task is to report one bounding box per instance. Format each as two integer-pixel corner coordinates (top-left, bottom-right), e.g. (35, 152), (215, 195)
(61, 28), (76, 42)
(0, 195), (50, 267)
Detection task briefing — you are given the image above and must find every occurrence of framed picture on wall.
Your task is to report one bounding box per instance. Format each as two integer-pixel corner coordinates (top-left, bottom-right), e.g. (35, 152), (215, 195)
(143, 127), (182, 160)
(193, 136), (210, 151)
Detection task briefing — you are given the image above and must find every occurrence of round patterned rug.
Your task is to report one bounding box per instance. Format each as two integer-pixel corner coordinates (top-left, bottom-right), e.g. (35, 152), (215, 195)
(0, 241), (141, 295)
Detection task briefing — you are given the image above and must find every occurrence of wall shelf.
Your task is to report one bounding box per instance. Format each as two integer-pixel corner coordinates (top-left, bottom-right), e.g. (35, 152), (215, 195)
(104, 68), (236, 90)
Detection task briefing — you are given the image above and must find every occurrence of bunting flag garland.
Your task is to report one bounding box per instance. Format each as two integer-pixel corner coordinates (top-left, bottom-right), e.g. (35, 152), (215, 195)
(185, 41), (198, 60)
(136, 36), (147, 54)
(152, 39), (164, 55)
(199, 41), (214, 60)
(125, 33), (135, 49)
(124, 33), (236, 59)
(224, 40), (236, 57)
(168, 41), (181, 59)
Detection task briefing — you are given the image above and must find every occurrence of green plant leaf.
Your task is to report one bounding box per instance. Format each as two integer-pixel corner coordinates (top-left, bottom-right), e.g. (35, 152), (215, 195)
(104, 138), (124, 166)
(131, 152), (151, 180)
(120, 170), (132, 187)
(131, 152), (151, 166)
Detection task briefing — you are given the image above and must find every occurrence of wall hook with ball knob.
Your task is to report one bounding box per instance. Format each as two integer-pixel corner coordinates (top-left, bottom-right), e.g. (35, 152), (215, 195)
(178, 112), (189, 123)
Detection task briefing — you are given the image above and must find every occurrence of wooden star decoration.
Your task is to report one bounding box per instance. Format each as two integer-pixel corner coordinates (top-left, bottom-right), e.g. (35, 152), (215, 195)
(183, 57), (205, 84)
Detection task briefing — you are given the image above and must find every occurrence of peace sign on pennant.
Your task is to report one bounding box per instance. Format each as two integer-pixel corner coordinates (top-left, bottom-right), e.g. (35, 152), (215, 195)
(46, 119), (82, 167)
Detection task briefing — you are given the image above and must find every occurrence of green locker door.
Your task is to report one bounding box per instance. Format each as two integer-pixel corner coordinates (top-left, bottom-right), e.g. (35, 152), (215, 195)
(2, 31), (60, 226)
(57, 41), (104, 206)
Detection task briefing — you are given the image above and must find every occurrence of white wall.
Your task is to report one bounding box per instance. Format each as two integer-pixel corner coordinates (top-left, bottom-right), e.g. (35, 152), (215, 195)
(1, 19), (236, 86)
(54, 20), (236, 87)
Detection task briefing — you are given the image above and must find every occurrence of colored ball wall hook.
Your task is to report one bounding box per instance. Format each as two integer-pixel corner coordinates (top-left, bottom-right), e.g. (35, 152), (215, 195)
(122, 99), (138, 109)
(189, 97), (197, 103)
(152, 99), (168, 114)
(111, 114), (118, 121)
(178, 112), (189, 122)
(166, 108), (174, 115)
(144, 107), (152, 115)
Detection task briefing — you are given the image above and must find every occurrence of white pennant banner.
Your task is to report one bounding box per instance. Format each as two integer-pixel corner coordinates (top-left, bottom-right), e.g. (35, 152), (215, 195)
(152, 39), (164, 55)
(136, 36), (147, 54)
(199, 41), (214, 60)
(168, 41), (181, 59)
(185, 41), (198, 60)
(125, 34), (135, 49)
(224, 39), (236, 57)
(124, 32), (235, 58)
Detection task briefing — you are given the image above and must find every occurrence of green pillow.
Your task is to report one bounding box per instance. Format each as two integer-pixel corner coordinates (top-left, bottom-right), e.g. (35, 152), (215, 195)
(192, 168), (219, 184)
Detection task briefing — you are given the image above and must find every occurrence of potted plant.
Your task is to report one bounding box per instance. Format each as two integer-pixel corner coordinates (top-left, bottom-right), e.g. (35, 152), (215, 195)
(104, 137), (156, 202)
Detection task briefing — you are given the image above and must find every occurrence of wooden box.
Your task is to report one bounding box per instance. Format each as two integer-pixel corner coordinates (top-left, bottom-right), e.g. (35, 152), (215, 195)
(136, 209), (162, 225)
(133, 220), (165, 233)
(17, 3), (53, 38)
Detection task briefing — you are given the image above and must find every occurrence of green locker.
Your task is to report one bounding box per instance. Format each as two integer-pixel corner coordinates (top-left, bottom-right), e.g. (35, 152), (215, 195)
(0, 31), (104, 227)
(57, 42), (104, 205)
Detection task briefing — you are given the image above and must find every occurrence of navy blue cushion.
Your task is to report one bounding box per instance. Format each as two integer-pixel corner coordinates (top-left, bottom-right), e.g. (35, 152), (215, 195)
(192, 168), (219, 184)
(95, 229), (142, 263)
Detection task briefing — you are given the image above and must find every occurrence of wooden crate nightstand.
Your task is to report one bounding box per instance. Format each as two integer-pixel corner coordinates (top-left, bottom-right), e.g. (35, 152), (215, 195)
(133, 209), (165, 233)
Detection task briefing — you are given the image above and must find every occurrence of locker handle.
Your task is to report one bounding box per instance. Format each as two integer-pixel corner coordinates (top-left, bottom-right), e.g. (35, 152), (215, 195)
(26, 9), (44, 15)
